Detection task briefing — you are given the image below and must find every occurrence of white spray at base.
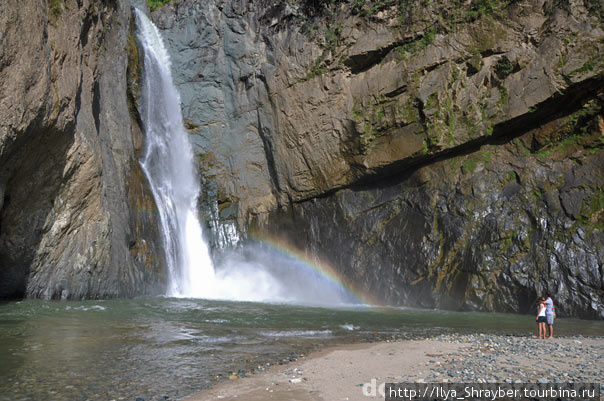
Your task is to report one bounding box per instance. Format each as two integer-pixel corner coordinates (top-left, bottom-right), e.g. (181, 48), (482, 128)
(135, 9), (354, 306)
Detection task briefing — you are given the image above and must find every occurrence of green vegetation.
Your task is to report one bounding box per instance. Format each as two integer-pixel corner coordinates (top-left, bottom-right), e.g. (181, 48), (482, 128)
(325, 24), (343, 49)
(444, 97), (457, 143)
(461, 114), (478, 139)
(554, 33), (577, 74)
(147, 0), (172, 12)
(533, 148), (553, 158)
(494, 56), (513, 79)
(462, 157), (478, 173)
(585, 0), (604, 24)
(506, 170), (519, 183)
(395, 28), (436, 61)
(305, 55), (329, 80)
(49, 0), (63, 19)
(423, 94), (451, 147)
(579, 187), (604, 231)
(467, 51), (483, 72)
(465, 0), (510, 20)
(462, 149), (492, 173)
(568, 56), (599, 78)
(352, 93), (424, 153)
(447, 157), (460, 170)
(534, 133), (586, 158)
(361, 105), (386, 149)
(352, 100), (385, 151)
(308, 0), (517, 66)
(302, 23), (343, 81)
(419, 63), (499, 150)
(513, 139), (532, 156)
(349, 0), (517, 24)
(496, 86), (508, 109)
(531, 188), (542, 203)
(303, 0), (519, 80)
(398, 97), (418, 123)
(350, 0), (412, 18)
(533, 99), (604, 158)
(447, 0), (519, 25)
(556, 53), (567, 72)
(305, 0), (557, 159)
(352, 94), (421, 151)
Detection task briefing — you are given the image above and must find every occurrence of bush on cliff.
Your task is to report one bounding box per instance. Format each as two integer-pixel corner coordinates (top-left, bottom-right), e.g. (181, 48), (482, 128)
(146, 0), (171, 12)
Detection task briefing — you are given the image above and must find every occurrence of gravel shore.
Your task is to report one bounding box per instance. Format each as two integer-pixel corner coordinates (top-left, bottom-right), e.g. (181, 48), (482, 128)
(184, 334), (604, 401)
(423, 334), (603, 384)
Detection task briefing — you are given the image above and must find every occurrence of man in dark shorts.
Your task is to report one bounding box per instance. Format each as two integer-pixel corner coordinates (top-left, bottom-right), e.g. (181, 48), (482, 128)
(545, 293), (555, 338)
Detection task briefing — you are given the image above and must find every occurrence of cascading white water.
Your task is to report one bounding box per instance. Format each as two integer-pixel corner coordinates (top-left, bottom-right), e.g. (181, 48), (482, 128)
(135, 9), (215, 297)
(135, 8), (356, 305)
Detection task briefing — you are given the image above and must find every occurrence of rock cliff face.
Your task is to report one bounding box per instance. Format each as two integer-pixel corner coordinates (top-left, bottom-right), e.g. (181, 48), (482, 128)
(154, 0), (604, 318)
(0, 0), (166, 299)
(1, 0), (602, 318)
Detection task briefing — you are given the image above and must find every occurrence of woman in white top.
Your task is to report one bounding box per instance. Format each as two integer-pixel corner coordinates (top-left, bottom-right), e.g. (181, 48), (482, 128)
(536, 297), (547, 339)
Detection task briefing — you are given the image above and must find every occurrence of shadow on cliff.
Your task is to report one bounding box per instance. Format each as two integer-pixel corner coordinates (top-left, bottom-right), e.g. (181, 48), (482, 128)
(349, 75), (604, 192)
(0, 122), (76, 299)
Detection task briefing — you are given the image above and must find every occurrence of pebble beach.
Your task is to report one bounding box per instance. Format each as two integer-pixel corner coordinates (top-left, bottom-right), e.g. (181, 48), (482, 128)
(185, 334), (604, 401)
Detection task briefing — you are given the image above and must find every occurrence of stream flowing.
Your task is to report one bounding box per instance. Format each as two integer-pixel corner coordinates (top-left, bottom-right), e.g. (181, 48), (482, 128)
(1, 298), (603, 401)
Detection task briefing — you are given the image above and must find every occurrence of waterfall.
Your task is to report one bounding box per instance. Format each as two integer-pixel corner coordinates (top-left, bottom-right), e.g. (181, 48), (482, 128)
(134, 8), (357, 306)
(135, 9), (214, 297)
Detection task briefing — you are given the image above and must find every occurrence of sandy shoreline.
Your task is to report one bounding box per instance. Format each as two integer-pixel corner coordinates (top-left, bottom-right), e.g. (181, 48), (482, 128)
(183, 334), (604, 401)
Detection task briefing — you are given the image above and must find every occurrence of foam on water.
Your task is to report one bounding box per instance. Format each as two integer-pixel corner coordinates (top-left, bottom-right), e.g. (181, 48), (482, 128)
(260, 330), (333, 338)
(340, 324), (360, 331)
(65, 305), (106, 311)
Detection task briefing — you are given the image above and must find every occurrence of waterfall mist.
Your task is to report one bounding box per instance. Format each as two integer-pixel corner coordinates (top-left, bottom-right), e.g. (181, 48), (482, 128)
(134, 9), (354, 306)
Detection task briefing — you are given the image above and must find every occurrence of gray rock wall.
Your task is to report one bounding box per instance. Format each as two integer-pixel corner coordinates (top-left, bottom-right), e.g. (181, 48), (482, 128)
(0, 0), (166, 299)
(154, 0), (604, 317)
(267, 116), (604, 318)
(2, 0), (601, 318)
(152, 0), (283, 249)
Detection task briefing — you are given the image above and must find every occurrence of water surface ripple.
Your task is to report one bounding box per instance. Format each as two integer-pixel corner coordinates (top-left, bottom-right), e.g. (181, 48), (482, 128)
(1, 298), (603, 401)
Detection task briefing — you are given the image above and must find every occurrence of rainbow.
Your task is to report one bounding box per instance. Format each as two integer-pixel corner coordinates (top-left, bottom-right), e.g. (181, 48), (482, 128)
(248, 232), (383, 308)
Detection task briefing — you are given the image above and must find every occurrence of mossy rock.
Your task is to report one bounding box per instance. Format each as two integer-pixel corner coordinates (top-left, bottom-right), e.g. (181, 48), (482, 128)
(147, 0), (172, 12)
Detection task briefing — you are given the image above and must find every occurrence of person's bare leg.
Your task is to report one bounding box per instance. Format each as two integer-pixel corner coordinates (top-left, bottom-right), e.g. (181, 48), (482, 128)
(539, 322), (545, 339)
(547, 324), (553, 339)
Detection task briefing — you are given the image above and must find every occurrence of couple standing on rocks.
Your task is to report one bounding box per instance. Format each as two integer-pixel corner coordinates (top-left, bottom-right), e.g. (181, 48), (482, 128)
(536, 293), (555, 339)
